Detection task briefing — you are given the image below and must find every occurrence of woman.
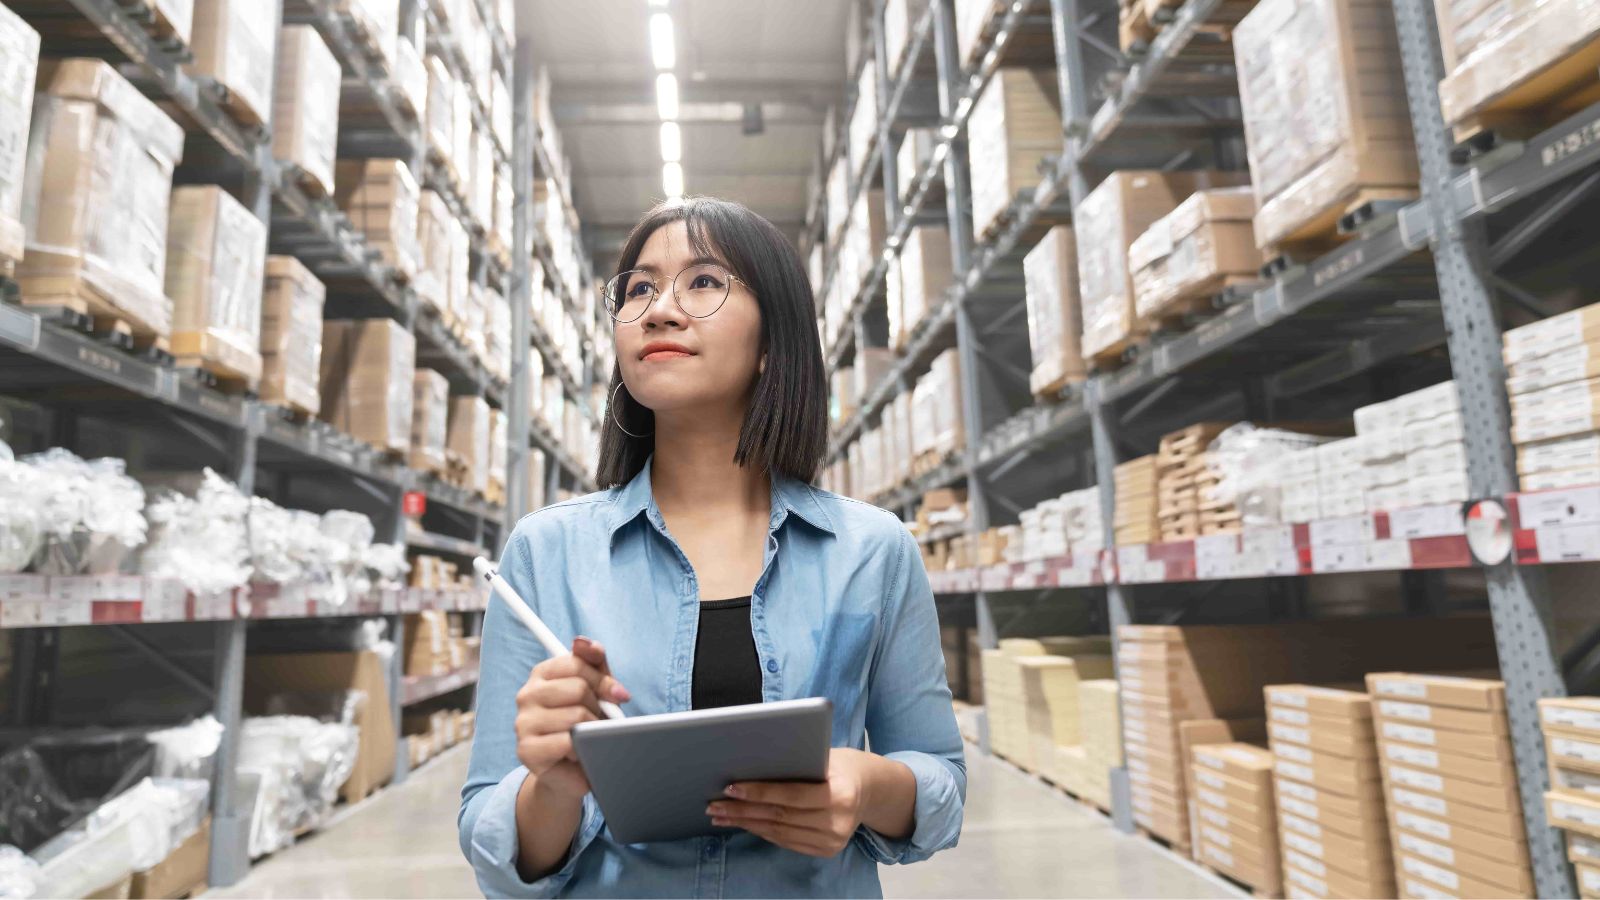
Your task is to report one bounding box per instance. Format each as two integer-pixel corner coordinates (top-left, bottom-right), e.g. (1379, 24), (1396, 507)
(459, 197), (965, 898)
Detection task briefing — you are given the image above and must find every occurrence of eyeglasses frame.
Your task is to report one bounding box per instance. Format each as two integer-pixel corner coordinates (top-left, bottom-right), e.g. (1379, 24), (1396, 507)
(600, 264), (749, 323)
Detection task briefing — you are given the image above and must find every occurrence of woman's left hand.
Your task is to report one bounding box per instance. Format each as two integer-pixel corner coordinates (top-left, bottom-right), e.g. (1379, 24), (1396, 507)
(707, 747), (877, 857)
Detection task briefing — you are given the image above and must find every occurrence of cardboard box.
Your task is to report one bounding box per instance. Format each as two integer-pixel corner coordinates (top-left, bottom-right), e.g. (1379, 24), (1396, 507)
(272, 25), (340, 195)
(190, 0), (277, 126)
(1276, 778), (1384, 826)
(1130, 187), (1259, 322)
(1265, 684), (1373, 720)
(1381, 739), (1516, 786)
(448, 395), (491, 495)
(1279, 809), (1390, 863)
(405, 609), (452, 676)
(1504, 304), (1600, 366)
(0, 5), (39, 265)
(260, 256), (325, 415)
(1545, 697), (1600, 737)
(1367, 672), (1506, 711)
(1197, 819), (1277, 870)
(1392, 806), (1529, 865)
(1373, 697), (1509, 735)
(1436, 0), (1600, 138)
(1279, 789), (1387, 842)
(1384, 760), (1521, 813)
(1268, 719), (1376, 758)
(1274, 741), (1381, 783)
(1023, 226), (1087, 395)
(1394, 823), (1532, 892)
(336, 159), (421, 280)
(1198, 838), (1281, 895)
(1283, 853), (1393, 900)
(20, 59), (186, 338)
(1281, 825), (1393, 886)
(1377, 717), (1513, 761)
(166, 185), (267, 386)
(1508, 342), (1600, 397)
(967, 68), (1062, 239)
(409, 369), (449, 474)
(1398, 852), (1532, 900)
(1233, 0), (1419, 249)
(130, 816), (210, 899)
(1195, 782), (1277, 830)
(892, 225), (953, 351)
(245, 650), (397, 804)
(319, 318), (416, 452)
(1275, 755), (1379, 799)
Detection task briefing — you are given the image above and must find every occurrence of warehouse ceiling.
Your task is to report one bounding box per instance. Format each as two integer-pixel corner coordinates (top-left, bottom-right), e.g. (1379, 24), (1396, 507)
(521, 0), (852, 272)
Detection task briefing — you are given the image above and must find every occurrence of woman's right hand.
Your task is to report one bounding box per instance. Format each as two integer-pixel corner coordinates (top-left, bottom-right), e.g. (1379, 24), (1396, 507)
(514, 636), (630, 800)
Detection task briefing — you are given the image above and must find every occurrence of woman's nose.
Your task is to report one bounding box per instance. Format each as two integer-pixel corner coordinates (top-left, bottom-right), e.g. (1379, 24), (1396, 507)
(639, 280), (683, 328)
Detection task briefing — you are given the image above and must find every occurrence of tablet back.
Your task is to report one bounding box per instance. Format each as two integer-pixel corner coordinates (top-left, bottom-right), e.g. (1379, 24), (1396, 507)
(572, 697), (832, 844)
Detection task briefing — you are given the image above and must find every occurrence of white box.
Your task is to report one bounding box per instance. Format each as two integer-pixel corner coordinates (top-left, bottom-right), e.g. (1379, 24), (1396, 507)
(1523, 467), (1600, 492)
(1353, 397), (1402, 435)
(1412, 471), (1470, 505)
(1400, 381), (1461, 424)
(1408, 442), (1468, 480)
(1315, 437), (1367, 474)
(1518, 431), (1600, 475)
(1364, 456), (1409, 488)
(0, 5), (39, 264)
(1281, 447), (1321, 480)
(1508, 342), (1600, 396)
(1503, 305), (1600, 366)
(1403, 412), (1464, 454)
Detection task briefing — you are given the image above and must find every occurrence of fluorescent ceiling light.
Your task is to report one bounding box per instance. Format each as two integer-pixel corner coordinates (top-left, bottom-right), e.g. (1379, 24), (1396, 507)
(650, 13), (675, 70)
(659, 121), (682, 162)
(662, 161), (684, 198)
(656, 73), (679, 119)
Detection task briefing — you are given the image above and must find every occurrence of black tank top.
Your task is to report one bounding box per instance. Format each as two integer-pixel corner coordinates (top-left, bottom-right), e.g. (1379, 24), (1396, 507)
(690, 597), (763, 710)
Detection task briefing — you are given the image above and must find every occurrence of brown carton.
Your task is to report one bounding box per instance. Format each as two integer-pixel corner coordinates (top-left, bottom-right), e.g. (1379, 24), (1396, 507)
(1397, 852), (1534, 900)
(273, 25), (341, 195)
(1264, 684), (1373, 721)
(1373, 697), (1509, 734)
(1280, 824), (1393, 886)
(1541, 696), (1600, 737)
(336, 159), (421, 280)
(1391, 805), (1529, 865)
(409, 369), (449, 474)
(1380, 739), (1517, 786)
(967, 68), (1062, 239)
(448, 395), (492, 496)
(1392, 825), (1532, 892)
(130, 816), (209, 900)
(166, 185), (266, 387)
(260, 256), (325, 416)
(1366, 672), (1505, 710)
(189, 0), (277, 127)
(1130, 186), (1260, 323)
(1435, 0), (1600, 140)
(319, 319), (415, 452)
(1275, 776), (1383, 822)
(1023, 226), (1087, 396)
(244, 650), (396, 804)
(1384, 761), (1521, 812)
(1376, 717), (1513, 761)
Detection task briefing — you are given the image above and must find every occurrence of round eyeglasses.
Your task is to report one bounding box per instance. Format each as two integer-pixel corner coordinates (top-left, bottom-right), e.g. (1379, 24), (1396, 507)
(602, 264), (745, 323)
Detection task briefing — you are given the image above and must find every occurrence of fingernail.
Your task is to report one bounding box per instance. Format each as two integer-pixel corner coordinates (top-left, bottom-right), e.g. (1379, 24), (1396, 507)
(705, 804), (720, 816)
(725, 785), (743, 798)
(614, 686), (631, 701)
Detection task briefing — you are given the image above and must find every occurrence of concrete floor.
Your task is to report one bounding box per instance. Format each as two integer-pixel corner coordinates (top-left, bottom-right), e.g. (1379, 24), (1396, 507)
(209, 742), (1236, 899)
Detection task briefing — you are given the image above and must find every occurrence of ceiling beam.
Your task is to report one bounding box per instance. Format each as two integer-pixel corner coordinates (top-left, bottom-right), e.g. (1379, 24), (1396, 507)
(556, 101), (826, 127)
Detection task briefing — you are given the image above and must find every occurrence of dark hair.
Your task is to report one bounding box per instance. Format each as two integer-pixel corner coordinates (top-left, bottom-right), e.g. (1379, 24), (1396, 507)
(597, 197), (828, 489)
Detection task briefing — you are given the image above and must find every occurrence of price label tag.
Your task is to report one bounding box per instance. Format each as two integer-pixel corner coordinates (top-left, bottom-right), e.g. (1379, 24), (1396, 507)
(47, 598), (92, 626)
(1309, 515), (1374, 548)
(1535, 523), (1600, 562)
(0, 575), (46, 601)
(1519, 486), (1600, 527)
(0, 599), (43, 628)
(143, 579), (187, 621)
(1310, 543), (1366, 573)
(1366, 538), (1414, 570)
(1389, 504), (1466, 539)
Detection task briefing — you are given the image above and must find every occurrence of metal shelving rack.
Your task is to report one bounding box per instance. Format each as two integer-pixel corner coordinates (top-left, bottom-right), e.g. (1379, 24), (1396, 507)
(0, 0), (600, 887)
(822, 0), (1600, 892)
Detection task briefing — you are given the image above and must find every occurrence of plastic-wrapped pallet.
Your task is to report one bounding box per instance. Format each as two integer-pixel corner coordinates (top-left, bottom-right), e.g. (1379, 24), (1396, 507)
(1076, 170), (1247, 364)
(1022, 226), (1086, 397)
(0, 5), (39, 270)
(1538, 696), (1600, 898)
(426, 57), (458, 177)
(21, 60), (185, 341)
(954, 0), (1003, 68)
(417, 190), (455, 320)
(189, 0), (278, 127)
(319, 319), (416, 453)
(891, 225), (953, 351)
(1233, 0), (1419, 252)
(273, 25), (341, 196)
(896, 128), (939, 205)
(337, 159), (421, 282)
(260, 256), (326, 417)
(491, 74), (512, 154)
(344, 0), (399, 68)
(493, 163), (514, 262)
(1129, 187), (1259, 324)
(966, 68), (1062, 240)
(1504, 303), (1600, 489)
(167, 185), (267, 388)
(1435, 0), (1600, 141)
(448, 395), (491, 495)
(471, 128), (494, 231)
(926, 349), (966, 459)
(393, 34), (428, 122)
(409, 369), (449, 474)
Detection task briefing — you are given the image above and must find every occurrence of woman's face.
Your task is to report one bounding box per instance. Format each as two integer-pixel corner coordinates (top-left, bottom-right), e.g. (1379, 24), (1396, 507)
(614, 221), (764, 415)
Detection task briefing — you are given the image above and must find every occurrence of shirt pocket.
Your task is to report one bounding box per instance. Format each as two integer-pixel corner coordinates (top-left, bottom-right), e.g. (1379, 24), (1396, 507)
(798, 611), (878, 738)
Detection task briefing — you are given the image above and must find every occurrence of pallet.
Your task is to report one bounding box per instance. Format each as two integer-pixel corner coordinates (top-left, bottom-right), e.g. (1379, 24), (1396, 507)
(975, 187), (1038, 245)
(1197, 862), (1278, 899)
(279, 161), (333, 200)
(1142, 274), (1259, 332)
(1447, 33), (1600, 151)
(1135, 825), (1191, 857)
(25, 300), (172, 359)
(1030, 368), (1088, 402)
(1087, 330), (1145, 372)
(203, 77), (268, 130)
(1261, 187), (1420, 265)
(264, 401), (316, 424)
(173, 331), (262, 393)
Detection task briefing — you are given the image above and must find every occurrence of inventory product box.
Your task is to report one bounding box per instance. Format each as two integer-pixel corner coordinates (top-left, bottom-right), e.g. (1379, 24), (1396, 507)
(244, 650), (396, 804)
(426, 56), (459, 178)
(1504, 303), (1600, 366)
(167, 185), (267, 387)
(320, 318), (416, 452)
(393, 35), (428, 121)
(1023, 226), (1087, 396)
(884, 0), (930, 75)
(343, 0), (399, 69)
(967, 67), (1063, 239)
(847, 60), (878, 179)
(1391, 822), (1533, 893)
(0, 5), (39, 267)
(130, 816), (209, 900)
(1391, 806), (1529, 865)
(1383, 761), (1521, 812)
(1511, 376), (1600, 444)
(273, 25), (341, 196)
(417, 190), (457, 319)
(1542, 696), (1600, 737)
(21, 59), (186, 340)
(448, 395), (491, 495)
(260, 256), (325, 416)
(189, 0), (277, 127)
(1076, 170), (1248, 362)
(1367, 672), (1505, 710)
(1508, 342), (1600, 397)
(1130, 187), (1259, 323)
(404, 609), (452, 676)
(1379, 717), (1512, 760)
(409, 369), (449, 474)
(892, 225), (954, 351)
(336, 159), (421, 280)
(1233, 0), (1419, 251)
(1435, 0), (1600, 140)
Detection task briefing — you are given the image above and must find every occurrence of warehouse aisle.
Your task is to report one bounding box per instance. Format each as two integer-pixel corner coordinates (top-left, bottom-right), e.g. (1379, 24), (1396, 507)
(209, 741), (1233, 898)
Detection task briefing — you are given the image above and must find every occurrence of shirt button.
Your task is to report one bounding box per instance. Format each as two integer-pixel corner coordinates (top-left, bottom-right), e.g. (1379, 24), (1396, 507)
(704, 839), (720, 858)
(766, 659), (779, 674)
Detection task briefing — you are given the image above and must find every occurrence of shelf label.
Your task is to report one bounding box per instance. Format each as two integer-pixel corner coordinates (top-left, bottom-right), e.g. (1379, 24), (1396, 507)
(1365, 538), (1414, 570)
(1535, 523), (1600, 562)
(143, 580), (187, 622)
(0, 600), (44, 628)
(0, 575), (46, 601)
(1389, 504), (1466, 539)
(1310, 543), (1366, 573)
(1519, 486), (1600, 527)
(1308, 514), (1373, 548)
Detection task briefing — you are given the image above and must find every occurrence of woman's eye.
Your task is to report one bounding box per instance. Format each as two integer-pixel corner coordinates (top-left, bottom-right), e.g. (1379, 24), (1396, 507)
(627, 282), (654, 298)
(691, 275), (722, 290)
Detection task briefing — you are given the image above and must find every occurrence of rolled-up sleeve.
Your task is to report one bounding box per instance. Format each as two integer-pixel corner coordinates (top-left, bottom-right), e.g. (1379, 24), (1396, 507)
(458, 523), (607, 897)
(853, 528), (967, 865)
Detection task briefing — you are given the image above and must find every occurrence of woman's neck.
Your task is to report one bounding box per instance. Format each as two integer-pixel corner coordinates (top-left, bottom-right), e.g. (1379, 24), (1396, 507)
(650, 407), (770, 520)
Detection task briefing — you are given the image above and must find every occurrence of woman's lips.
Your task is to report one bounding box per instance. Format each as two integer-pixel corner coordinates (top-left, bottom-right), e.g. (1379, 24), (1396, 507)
(642, 350), (694, 361)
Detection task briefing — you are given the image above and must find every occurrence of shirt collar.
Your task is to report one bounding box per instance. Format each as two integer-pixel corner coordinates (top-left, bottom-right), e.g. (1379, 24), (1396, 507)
(607, 456), (836, 537)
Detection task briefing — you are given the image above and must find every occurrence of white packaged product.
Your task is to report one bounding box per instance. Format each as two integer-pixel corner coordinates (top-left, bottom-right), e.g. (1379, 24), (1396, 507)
(1517, 431), (1600, 476)
(140, 468), (251, 593)
(23, 449), (148, 575)
(29, 777), (209, 900)
(0, 5), (39, 265)
(238, 716), (359, 858)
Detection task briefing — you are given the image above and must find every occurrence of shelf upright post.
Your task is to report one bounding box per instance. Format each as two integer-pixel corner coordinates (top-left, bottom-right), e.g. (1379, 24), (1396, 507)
(873, 0), (901, 236)
(931, 0), (997, 753)
(1388, 0), (1573, 893)
(506, 18), (536, 526)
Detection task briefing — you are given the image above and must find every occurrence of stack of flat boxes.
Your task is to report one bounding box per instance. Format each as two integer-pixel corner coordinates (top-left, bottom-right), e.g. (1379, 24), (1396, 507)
(1313, 437), (1368, 519)
(1023, 654), (1115, 792)
(1155, 423), (1228, 541)
(1264, 684), (1395, 899)
(1540, 697), (1600, 897)
(1192, 743), (1281, 895)
(1114, 455), (1161, 545)
(1504, 302), (1600, 490)
(1368, 673), (1534, 899)
(1353, 381), (1469, 513)
(1078, 680), (1123, 810)
(1118, 629), (1201, 849)
(981, 637), (1112, 771)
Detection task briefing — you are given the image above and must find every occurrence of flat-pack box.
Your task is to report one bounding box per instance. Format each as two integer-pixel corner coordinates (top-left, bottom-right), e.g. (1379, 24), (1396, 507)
(21, 59), (186, 339)
(1276, 776), (1377, 823)
(1283, 850), (1393, 900)
(319, 318), (416, 452)
(448, 395), (491, 495)
(1383, 761), (1521, 812)
(1130, 187), (1259, 322)
(260, 256), (325, 416)
(273, 25), (341, 196)
(1378, 717), (1513, 761)
(0, 5), (39, 266)
(1023, 226), (1086, 396)
(409, 369), (449, 474)
(1397, 851), (1533, 900)
(167, 185), (267, 386)
(1504, 303), (1600, 366)
(1381, 739), (1516, 786)
(190, 0), (278, 127)
(1508, 341), (1600, 397)
(1541, 697), (1600, 738)
(1373, 696), (1509, 735)
(1435, 0), (1600, 140)
(393, 35), (428, 122)
(1511, 376), (1600, 444)
(1367, 673), (1505, 710)
(1233, 0), (1419, 250)
(1392, 823), (1533, 893)
(1519, 430), (1600, 477)
(337, 159), (421, 281)
(1391, 806), (1529, 866)
(1280, 826), (1392, 886)
(967, 67), (1062, 239)
(417, 190), (461, 320)
(426, 56), (459, 178)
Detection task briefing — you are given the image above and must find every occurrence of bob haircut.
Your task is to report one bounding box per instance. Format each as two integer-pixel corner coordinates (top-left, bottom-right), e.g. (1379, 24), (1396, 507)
(596, 197), (828, 489)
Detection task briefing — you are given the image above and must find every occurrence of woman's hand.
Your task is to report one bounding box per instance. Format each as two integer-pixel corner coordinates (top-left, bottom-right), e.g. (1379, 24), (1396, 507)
(514, 636), (630, 801)
(707, 748), (896, 857)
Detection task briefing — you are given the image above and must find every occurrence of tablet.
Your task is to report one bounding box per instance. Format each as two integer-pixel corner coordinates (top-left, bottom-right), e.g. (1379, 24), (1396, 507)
(571, 697), (832, 844)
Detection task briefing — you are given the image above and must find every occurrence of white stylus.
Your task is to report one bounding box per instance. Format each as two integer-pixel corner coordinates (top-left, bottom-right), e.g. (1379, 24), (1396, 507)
(473, 556), (626, 719)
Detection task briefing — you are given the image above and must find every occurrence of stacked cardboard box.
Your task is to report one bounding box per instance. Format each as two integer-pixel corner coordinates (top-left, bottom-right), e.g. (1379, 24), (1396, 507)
(260, 256), (325, 416)
(1368, 673), (1534, 899)
(1504, 304), (1600, 490)
(1539, 697), (1600, 897)
(1191, 743), (1282, 895)
(409, 369), (449, 474)
(336, 159), (421, 282)
(21, 59), (186, 342)
(981, 636), (1112, 768)
(319, 318), (416, 453)
(1263, 684), (1395, 899)
(953, 0), (1005, 69)
(884, 0), (930, 75)
(272, 25), (341, 196)
(1352, 381), (1470, 512)
(1156, 423), (1229, 541)
(888, 226), (953, 352)
(245, 650), (396, 804)
(896, 128), (938, 205)
(1113, 455), (1160, 545)
(1079, 680), (1122, 809)
(1022, 653), (1117, 783)
(526, 448), (547, 512)
(1023, 226), (1087, 398)
(0, 6), (38, 269)
(190, 0), (277, 127)
(448, 395), (491, 496)
(967, 68), (1063, 239)
(1233, 0), (1418, 252)
(404, 610), (454, 676)
(1077, 170), (1248, 363)
(426, 56), (462, 183)
(1435, 0), (1600, 142)
(911, 349), (966, 467)
(1130, 187), (1259, 326)
(166, 185), (267, 388)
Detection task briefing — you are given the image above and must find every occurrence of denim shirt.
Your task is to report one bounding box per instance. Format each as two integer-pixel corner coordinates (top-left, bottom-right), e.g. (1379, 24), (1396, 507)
(458, 459), (966, 898)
